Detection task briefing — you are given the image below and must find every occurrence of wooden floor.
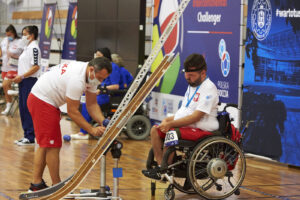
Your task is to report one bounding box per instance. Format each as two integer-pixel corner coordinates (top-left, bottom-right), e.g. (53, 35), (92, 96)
(0, 113), (300, 200)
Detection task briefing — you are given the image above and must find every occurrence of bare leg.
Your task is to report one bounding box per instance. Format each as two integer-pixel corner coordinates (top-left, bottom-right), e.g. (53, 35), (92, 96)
(46, 148), (61, 185)
(2, 79), (12, 103)
(150, 126), (163, 165)
(33, 147), (47, 184)
(162, 147), (175, 165)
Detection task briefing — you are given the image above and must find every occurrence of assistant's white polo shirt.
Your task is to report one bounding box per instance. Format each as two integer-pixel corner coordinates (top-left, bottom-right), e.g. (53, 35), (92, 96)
(18, 40), (41, 77)
(174, 78), (219, 131)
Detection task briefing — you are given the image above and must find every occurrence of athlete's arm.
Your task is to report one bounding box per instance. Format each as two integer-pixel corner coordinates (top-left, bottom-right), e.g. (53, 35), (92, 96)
(158, 110), (205, 132)
(85, 90), (105, 125)
(66, 97), (104, 136)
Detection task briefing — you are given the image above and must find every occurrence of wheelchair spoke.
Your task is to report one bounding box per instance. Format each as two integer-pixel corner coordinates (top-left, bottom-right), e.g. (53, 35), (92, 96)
(194, 167), (207, 177)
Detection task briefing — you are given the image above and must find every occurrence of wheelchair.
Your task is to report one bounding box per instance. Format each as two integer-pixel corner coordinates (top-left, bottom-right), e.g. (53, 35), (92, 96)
(96, 85), (151, 140)
(146, 104), (248, 200)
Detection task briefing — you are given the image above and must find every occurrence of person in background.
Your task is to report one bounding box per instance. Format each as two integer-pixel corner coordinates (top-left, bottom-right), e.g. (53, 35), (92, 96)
(111, 53), (133, 89)
(71, 47), (121, 140)
(0, 24), (24, 115)
(13, 25), (41, 146)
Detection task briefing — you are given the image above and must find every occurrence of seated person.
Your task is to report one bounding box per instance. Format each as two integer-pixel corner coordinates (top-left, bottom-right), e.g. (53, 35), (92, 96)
(71, 47), (121, 139)
(111, 53), (133, 89)
(142, 53), (219, 180)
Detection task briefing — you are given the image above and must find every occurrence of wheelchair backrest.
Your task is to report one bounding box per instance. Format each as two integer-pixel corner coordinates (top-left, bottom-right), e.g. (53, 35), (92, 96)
(217, 111), (232, 137)
(217, 111), (241, 143)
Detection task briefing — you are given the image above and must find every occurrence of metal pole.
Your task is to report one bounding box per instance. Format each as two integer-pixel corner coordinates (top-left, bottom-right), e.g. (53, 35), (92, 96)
(100, 156), (106, 195)
(112, 159), (119, 199)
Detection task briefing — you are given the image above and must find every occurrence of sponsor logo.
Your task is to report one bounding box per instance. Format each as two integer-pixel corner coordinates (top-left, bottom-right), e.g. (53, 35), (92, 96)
(251, 0), (272, 41)
(218, 39), (230, 77)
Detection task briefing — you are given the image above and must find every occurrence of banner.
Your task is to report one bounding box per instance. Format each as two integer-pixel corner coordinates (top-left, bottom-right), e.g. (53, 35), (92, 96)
(149, 0), (242, 121)
(62, 2), (77, 61)
(243, 0), (300, 166)
(39, 3), (56, 72)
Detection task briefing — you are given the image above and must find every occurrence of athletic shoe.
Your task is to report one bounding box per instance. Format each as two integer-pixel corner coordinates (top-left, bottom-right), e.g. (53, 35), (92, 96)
(71, 132), (89, 140)
(1, 103), (12, 115)
(142, 167), (162, 180)
(28, 179), (48, 192)
(14, 137), (25, 144)
(17, 138), (35, 146)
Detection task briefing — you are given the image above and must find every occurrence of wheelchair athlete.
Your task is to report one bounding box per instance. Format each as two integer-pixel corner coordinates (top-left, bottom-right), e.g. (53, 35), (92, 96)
(142, 53), (219, 180)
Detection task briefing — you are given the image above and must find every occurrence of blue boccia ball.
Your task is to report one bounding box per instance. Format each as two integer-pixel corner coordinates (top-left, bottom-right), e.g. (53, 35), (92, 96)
(63, 134), (71, 142)
(103, 119), (110, 127)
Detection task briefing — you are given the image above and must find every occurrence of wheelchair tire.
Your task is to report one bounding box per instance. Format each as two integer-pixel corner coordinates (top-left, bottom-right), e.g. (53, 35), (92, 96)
(187, 136), (246, 200)
(161, 147), (196, 194)
(126, 115), (151, 140)
(164, 185), (175, 200)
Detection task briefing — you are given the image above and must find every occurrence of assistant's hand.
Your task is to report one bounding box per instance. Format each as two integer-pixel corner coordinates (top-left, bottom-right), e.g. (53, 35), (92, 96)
(90, 126), (106, 137)
(13, 75), (23, 83)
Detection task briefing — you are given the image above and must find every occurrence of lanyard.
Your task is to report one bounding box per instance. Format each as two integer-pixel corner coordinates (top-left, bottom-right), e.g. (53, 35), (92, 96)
(186, 85), (200, 107)
(185, 77), (208, 107)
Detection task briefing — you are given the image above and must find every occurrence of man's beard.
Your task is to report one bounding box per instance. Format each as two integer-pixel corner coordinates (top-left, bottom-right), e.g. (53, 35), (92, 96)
(187, 77), (202, 87)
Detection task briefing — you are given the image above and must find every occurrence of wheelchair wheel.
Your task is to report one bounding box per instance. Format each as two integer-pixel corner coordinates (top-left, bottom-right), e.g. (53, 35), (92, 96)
(187, 136), (246, 200)
(164, 184), (175, 200)
(162, 147), (196, 194)
(126, 115), (151, 140)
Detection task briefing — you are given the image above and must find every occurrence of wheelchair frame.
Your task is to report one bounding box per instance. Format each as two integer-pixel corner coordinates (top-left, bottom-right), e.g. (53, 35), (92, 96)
(146, 104), (248, 200)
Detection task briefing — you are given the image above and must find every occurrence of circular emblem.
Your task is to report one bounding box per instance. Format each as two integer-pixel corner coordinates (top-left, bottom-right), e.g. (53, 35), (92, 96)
(251, 0), (272, 41)
(221, 51), (230, 77)
(218, 39), (226, 59)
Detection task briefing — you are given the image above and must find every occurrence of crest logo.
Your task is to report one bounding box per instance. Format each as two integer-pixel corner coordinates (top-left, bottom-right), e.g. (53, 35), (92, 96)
(218, 39), (230, 77)
(251, 0), (272, 41)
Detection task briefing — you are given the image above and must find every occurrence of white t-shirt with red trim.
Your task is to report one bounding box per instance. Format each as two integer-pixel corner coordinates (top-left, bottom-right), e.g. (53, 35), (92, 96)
(174, 78), (219, 131)
(31, 61), (97, 108)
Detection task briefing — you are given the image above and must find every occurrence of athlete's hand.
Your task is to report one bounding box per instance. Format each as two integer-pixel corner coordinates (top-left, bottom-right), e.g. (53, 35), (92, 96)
(158, 122), (171, 133)
(90, 126), (105, 137)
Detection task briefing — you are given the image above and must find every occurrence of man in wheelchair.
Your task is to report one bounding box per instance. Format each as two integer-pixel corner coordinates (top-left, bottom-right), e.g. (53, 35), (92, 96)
(142, 53), (219, 180)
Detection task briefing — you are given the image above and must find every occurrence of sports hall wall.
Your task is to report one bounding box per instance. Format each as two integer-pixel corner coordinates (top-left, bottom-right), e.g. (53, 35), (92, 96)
(243, 0), (300, 166)
(76, 0), (146, 76)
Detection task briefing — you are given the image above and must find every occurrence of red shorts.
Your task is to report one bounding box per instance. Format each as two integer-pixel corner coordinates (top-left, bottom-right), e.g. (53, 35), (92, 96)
(27, 93), (62, 148)
(1, 71), (17, 79)
(156, 126), (213, 141)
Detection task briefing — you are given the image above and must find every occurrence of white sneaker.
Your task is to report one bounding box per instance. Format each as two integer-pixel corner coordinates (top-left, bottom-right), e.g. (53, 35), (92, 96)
(17, 138), (35, 146)
(1, 103), (12, 115)
(14, 138), (25, 144)
(1, 110), (9, 115)
(71, 133), (89, 140)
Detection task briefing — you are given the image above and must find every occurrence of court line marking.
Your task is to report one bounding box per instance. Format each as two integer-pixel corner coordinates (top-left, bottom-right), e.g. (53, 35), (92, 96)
(0, 191), (14, 200)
